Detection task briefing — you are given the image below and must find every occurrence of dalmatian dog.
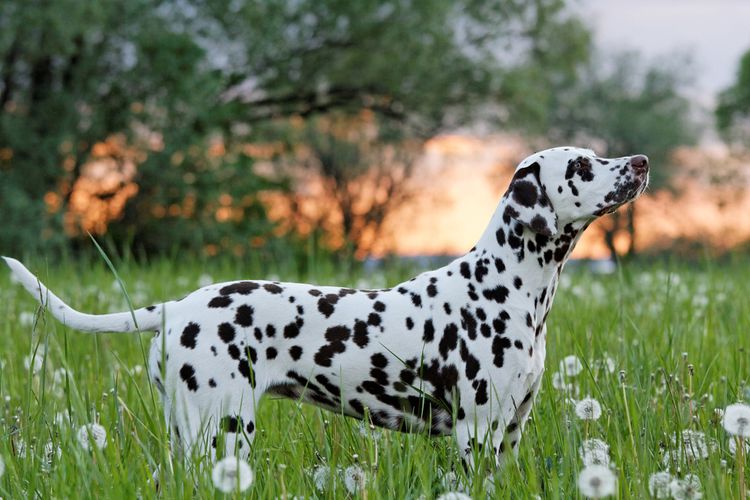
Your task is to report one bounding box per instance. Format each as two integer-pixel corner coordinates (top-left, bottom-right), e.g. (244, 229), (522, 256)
(4, 147), (648, 469)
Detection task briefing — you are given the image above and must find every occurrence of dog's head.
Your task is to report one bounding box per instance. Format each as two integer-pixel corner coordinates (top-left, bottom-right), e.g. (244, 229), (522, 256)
(503, 147), (649, 236)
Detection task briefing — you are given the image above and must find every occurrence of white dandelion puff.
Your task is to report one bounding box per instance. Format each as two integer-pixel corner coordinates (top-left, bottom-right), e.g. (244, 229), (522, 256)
(54, 409), (71, 427)
(53, 367), (72, 386)
(552, 371), (574, 393)
(722, 403), (750, 437)
(575, 398), (602, 421)
(560, 355), (583, 377)
(648, 471), (672, 498)
(77, 423), (107, 450)
(312, 465), (331, 491)
(579, 439), (610, 466)
(599, 355), (616, 374)
(42, 441), (62, 472)
(198, 274), (214, 287)
(211, 457), (254, 493)
(19, 311), (35, 327)
(577, 464), (617, 498)
(24, 347), (46, 374)
(437, 493), (472, 500)
(669, 474), (702, 500)
(343, 465), (366, 494)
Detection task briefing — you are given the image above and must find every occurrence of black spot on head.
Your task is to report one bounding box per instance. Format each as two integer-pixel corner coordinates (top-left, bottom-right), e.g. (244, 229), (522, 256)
(180, 322), (200, 349)
(208, 296), (233, 308)
(511, 179), (538, 207)
(235, 305), (254, 327)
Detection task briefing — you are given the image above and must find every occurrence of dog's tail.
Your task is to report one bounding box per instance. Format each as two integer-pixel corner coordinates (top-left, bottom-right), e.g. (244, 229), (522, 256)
(3, 256), (164, 333)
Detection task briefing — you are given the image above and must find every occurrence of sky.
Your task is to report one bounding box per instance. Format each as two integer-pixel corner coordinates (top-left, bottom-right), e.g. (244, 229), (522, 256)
(581, 0), (750, 105)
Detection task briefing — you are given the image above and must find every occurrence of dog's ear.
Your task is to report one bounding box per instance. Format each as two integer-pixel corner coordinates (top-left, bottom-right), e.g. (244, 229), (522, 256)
(503, 162), (558, 237)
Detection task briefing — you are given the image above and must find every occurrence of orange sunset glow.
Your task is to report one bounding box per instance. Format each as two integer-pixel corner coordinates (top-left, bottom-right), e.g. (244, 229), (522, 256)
(55, 134), (750, 259)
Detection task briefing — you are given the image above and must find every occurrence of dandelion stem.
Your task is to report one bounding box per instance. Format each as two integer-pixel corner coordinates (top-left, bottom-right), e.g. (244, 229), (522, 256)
(739, 436), (746, 500)
(620, 373), (639, 468)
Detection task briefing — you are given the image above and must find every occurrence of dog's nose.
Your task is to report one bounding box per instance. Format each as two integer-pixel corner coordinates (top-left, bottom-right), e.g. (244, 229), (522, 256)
(630, 154), (649, 173)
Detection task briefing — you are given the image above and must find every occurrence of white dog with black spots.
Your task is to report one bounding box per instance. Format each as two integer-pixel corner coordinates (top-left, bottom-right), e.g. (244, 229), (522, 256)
(4, 146), (649, 470)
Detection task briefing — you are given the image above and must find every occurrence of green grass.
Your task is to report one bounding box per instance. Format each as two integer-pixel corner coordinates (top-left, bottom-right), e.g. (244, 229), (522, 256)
(0, 256), (747, 498)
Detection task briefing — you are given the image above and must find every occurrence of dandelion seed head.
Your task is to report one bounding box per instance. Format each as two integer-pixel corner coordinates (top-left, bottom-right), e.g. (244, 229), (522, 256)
(211, 457), (254, 493)
(577, 464), (617, 498)
(77, 423), (107, 450)
(579, 439), (610, 466)
(669, 474), (702, 500)
(722, 403), (750, 437)
(560, 355), (583, 377)
(575, 398), (603, 421)
(312, 465), (331, 491)
(343, 465), (366, 494)
(648, 471), (672, 498)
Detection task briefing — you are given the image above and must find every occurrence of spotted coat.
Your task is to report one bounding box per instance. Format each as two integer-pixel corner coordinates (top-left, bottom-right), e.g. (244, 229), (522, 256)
(3, 147), (649, 468)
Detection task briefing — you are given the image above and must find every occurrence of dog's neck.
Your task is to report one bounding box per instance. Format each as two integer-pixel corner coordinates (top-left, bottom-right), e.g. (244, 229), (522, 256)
(473, 197), (590, 318)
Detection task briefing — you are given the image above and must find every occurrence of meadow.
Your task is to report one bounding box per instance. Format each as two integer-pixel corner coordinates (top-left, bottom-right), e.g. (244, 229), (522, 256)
(0, 255), (748, 499)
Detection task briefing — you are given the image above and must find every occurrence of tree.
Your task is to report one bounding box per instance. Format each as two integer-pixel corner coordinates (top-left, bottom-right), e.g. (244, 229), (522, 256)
(547, 51), (697, 260)
(716, 48), (750, 145)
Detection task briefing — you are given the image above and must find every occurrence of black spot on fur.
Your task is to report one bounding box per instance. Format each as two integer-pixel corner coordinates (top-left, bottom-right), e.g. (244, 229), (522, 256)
(317, 297), (335, 317)
(220, 282), (260, 295)
(234, 305), (254, 327)
(218, 323), (236, 343)
(208, 296), (233, 308)
(266, 347), (278, 359)
(179, 363), (199, 391)
(289, 345), (303, 360)
(180, 322), (200, 349)
(283, 322), (300, 338)
(483, 285), (509, 303)
(353, 320), (369, 348)
(439, 324), (459, 359)
(263, 283), (283, 294)
(423, 319), (435, 342)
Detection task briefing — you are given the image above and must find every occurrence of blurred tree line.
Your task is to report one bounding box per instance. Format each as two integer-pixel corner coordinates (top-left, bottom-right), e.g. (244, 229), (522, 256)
(0, 0), (702, 261)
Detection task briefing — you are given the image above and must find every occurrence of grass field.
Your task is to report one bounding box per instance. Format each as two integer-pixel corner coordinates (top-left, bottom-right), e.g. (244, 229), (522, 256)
(0, 256), (748, 498)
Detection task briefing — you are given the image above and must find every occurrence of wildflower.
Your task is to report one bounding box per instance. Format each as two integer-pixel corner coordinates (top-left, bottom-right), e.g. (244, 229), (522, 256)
(722, 403), (750, 437)
(343, 465), (366, 494)
(211, 457), (254, 493)
(577, 464), (617, 498)
(77, 423), (107, 450)
(579, 439), (610, 466)
(312, 465), (331, 491)
(648, 471), (672, 498)
(575, 398), (602, 421)
(437, 493), (472, 500)
(669, 474), (702, 500)
(560, 355), (583, 377)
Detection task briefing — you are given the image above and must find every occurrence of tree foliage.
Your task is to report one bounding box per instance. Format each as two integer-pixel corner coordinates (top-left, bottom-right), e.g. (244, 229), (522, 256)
(716, 48), (750, 145)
